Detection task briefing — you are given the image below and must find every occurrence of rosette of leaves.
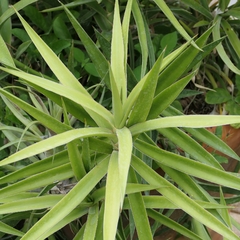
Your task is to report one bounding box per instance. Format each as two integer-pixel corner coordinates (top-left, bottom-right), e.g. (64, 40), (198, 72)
(1, 1), (240, 240)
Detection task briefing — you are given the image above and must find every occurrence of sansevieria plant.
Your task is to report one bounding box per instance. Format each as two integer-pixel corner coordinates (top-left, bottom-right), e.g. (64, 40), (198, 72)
(1, 1), (240, 239)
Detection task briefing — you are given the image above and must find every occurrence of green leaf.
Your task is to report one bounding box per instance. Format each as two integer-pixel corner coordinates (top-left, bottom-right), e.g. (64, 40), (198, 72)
(162, 106), (240, 160)
(132, 0), (148, 78)
(213, 16), (240, 75)
(0, 68), (114, 128)
(161, 32), (178, 55)
(148, 72), (195, 119)
(156, 27), (212, 94)
(134, 139), (240, 191)
(153, 0), (201, 50)
(83, 204), (99, 240)
(131, 155), (240, 240)
(0, 0), (38, 26)
(62, 2), (110, 88)
(23, 5), (49, 32)
(0, 35), (15, 67)
(0, 221), (24, 237)
(157, 127), (223, 169)
(14, 10), (89, 96)
(130, 115), (240, 136)
(127, 51), (165, 126)
(219, 0), (231, 12)
(226, 100), (240, 115)
(147, 209), (202, 240)
(0, 127), (113, 166)
(221, 18), (240, 58)
(111, 0), (126, 101)
(205, 88), (232, 104)
(0, 195), (62, 214)
(0, 150), (69, 185)
(128, 168), (152, 240)
(0, 0), (12, 44)
(0, 88), (72, 134)
(104, 151), (121, 240)
(181, 0), (213, 20)
(53, 15), (71, 39)
(109, 66), (123, 128)
(116, 127), (132, 207)
(21, 156), (109, 240)
(0, 163), (73, 199)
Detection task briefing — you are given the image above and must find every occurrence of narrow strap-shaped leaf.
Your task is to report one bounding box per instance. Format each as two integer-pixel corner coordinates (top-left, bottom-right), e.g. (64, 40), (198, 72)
(116, 127), (133, 207)
(148, 72), (195, 119)
(221, 18), (240, 58)
(111, 0), (127, 102)
(0, 163), (73, 199)
(1, 95), (42, 136)
(134, 139), (240, 191)
(0, 88), (71, 134)
(191, 218), (212, 240)
(109, 66), (123, 128)
(67, 139), (86, 180)
(157, 127), (223, 169)
(131, 155), (240, 240)
(127, 51), (165, 126)
(0, 67), (114, 128)
(148, 209), (202, 240)
(0, 35), (15, 67)
(181, 0), (213, 20)
(0, 195), (62, 214)
(162, 106), (240, 160)
(122, 0), (133, 67)
(156, 27), (212, 94)
(41, 206), (88, 240)
(121, 40), (191, 126)
(0, 0), (37, 26)
(153, 0), (200, 50)
(21, 156), (109, 240)
(213, 16), (240, 75)
(61, 2), (110, 88)
(0, 127), (114, 167)
(130, 115), (240, 136)
(132, 0), (148, 78)
(128, 167), (152, 240)
(0, 150), (69, 185)
(0, 221), (24, 237)
(104, 151), (121, 240)
(83, 204), (99, 240)
(14, 10), (89, 96)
